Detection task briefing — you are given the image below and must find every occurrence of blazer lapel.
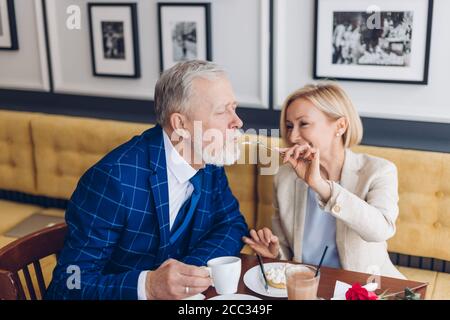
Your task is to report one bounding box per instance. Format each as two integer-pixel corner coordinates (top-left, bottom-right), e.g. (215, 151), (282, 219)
(293, 177), (308, 262)
(335, 149), (361, 267)
(339, 149), (361, 195)
(147, 126), (171, 262)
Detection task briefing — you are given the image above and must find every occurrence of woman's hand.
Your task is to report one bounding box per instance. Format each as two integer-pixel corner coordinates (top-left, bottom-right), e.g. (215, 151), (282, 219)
(278, 144), (331, 202)
(242, 228), (280, 259)
(278, 144), (322, 187)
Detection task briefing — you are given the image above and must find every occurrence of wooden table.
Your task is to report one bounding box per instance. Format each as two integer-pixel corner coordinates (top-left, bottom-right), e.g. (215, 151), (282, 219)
(204, 254), (428, 300)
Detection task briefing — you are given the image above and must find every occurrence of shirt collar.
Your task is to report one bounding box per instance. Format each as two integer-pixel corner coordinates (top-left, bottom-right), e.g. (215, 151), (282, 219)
(162, 129), (197, 184)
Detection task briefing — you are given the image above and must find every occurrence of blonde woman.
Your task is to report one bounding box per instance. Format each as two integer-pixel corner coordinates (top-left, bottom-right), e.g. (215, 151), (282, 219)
(243, 82), (404, 279)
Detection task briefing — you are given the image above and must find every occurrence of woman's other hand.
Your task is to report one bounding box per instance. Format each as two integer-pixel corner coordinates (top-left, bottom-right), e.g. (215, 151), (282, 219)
(242, 228), (280, 259)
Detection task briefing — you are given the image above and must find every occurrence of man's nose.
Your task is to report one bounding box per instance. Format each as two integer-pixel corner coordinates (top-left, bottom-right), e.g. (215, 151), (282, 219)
(230, 111), (243, 129)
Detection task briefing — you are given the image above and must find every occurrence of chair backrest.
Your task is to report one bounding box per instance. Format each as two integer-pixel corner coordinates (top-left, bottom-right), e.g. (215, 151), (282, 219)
(0, 223), (67, 300)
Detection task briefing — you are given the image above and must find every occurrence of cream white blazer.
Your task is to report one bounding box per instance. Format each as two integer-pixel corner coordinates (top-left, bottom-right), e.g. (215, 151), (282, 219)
(272, 148), (405, 279)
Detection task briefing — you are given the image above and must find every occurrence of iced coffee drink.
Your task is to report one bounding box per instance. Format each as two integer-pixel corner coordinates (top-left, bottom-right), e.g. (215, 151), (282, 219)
(285, 264), (320, 300)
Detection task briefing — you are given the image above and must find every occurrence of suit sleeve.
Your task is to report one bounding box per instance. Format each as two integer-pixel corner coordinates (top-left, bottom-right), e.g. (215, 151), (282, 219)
(44, 164), (141, 300)
(182, 168), (248, 266)
(319, 162), (400, 243)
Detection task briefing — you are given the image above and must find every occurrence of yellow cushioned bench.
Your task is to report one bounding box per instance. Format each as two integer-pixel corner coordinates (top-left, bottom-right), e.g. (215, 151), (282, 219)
(31, 114), (151, 200)
(0, 110), (448, 299)
(0, 111), (43, 236)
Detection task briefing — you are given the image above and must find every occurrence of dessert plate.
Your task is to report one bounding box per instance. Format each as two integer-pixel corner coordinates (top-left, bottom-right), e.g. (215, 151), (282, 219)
(243, 262), (288, 298)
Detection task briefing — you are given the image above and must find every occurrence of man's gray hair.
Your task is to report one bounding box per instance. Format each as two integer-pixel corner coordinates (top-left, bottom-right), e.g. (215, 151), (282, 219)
(154, 60), (227, 126)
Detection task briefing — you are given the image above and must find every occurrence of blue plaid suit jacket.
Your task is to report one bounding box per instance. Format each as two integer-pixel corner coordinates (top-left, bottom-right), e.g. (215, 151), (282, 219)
(45, 125), (248, 300)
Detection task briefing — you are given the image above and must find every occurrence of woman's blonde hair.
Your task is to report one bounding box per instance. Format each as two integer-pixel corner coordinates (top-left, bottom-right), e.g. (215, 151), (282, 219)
(279, 82), (363, 148)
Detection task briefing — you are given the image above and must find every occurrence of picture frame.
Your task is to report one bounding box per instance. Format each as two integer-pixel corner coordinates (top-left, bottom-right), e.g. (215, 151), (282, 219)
(88, 3), (141, 78)
(0, 0), (18, 50)
(314, 0), (433, 84)
(158, 2), (212, 72)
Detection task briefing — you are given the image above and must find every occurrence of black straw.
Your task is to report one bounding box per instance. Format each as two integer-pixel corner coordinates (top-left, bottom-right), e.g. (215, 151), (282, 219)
(315, 246), (328, 277)
(256, 254), (269, 292)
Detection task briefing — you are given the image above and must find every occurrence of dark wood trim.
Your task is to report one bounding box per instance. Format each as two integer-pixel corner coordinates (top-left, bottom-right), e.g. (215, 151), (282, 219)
(389, 252), (450, 273)
(0, 89), (448, 153)
(0, 188), (67, 209)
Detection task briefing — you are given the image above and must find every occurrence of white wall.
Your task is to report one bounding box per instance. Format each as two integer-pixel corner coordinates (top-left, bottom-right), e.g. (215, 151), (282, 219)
(1, 0), (448, 123)
(0, 0), (49, 91)
(274, 0), (450, 123)
(46, 0), (269, 108)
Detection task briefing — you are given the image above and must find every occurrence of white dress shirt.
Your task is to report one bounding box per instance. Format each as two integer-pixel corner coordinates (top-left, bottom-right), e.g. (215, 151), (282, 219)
(137, 129), (197, 299)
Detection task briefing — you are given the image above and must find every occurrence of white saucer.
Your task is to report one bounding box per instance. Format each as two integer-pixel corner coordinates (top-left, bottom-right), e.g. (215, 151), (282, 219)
(243, 262), (288, 298)
(208, 294), (261, 300)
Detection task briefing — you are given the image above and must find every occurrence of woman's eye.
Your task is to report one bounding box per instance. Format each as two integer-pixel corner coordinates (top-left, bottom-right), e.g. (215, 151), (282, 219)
(286, 124), (293, 130)
(300, 122), (309, 127)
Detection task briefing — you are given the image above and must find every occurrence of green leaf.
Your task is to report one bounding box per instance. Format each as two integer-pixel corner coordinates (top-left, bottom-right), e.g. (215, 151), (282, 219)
(404, 288), (421, 300)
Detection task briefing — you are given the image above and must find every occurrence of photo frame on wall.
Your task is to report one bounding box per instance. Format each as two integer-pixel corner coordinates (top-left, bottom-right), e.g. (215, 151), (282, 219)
(88, 3), (140, 78)
(314, 0), (433, 84)
(0, 0), (18, 50)
(158, 2), (211, 72)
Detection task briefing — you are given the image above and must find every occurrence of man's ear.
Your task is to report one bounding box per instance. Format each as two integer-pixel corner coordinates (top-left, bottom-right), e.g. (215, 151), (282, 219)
(169, 113), (189, 139)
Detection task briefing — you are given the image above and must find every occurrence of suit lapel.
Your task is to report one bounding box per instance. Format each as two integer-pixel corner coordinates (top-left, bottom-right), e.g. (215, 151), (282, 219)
(147, 126), (171, 262)
(187, 166), (209, 248)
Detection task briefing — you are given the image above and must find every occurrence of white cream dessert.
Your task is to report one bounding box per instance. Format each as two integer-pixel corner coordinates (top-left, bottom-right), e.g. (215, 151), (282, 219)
(265, 265), (287, 289)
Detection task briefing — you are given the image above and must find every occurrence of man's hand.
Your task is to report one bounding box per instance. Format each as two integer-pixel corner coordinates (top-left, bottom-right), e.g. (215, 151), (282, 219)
(145, 259), (212, 300)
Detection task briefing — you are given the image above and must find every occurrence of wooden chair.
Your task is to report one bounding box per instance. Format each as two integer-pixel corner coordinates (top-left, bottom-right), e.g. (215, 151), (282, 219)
(0, 223), (67, 300)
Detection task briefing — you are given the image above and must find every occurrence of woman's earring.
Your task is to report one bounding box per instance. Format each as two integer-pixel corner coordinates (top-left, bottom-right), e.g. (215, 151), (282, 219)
(336, 133), (340, 137)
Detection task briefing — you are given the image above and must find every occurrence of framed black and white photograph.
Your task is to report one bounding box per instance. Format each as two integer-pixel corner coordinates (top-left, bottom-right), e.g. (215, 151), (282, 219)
(314, 0), (433, 84)
(0, 0), (18, 50)
(88, 3), (140, 78)
(158, 3), (211, 71)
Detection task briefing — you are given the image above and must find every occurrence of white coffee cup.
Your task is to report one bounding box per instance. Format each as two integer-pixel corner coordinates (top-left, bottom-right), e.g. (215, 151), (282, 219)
(205, 256), (241, 295)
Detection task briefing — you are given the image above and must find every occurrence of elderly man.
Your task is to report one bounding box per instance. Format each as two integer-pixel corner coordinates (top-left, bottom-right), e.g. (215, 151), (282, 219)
(45, 60), (248, 300)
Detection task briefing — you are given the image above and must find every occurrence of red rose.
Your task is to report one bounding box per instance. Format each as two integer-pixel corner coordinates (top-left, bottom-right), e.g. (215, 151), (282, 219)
(345, 283), (378, 300)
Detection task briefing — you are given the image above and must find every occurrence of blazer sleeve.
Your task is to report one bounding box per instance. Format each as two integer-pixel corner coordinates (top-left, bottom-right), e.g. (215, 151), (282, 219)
(319, 161), (399, 243)
(45, 164), (141, 300)
(182, 168), (248, 266)
(271, 170), (293, 261)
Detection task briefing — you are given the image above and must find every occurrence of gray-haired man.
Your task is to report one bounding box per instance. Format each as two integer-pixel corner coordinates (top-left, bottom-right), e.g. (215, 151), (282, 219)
(45, 60), (248, 300)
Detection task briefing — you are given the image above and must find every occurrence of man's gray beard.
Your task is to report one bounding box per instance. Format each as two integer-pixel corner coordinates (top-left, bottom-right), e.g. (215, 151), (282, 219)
(194, 140), (241, 167)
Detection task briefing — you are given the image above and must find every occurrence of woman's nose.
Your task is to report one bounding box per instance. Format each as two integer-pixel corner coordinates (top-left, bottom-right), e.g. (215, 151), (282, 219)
(289, 131), (303, 144)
